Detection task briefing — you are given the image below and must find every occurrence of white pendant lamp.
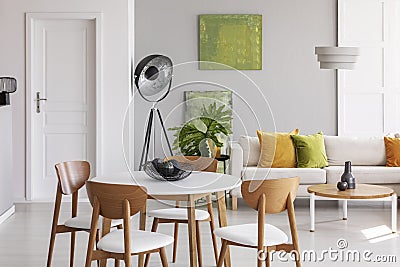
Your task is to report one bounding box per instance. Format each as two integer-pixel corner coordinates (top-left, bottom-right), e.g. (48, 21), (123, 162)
(315, 47), (360, 70)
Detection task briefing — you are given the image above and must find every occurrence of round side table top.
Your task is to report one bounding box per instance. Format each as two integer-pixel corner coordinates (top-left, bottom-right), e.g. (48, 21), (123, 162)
(307, 184), (394, 199)
(216, 154), (230, 161)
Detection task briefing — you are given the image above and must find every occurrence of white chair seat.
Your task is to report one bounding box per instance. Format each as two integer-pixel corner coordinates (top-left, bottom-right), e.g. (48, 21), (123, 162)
(147, 208), (210, 221)
(97, 229), (174, 254)
(64, 214), (122, 230)
(214, 223), (288, 247)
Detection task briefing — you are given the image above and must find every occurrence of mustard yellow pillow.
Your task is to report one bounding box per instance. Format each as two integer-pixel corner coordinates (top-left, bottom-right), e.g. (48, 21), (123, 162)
(384, 137), (400, 167)
(256, 129), (299, 168)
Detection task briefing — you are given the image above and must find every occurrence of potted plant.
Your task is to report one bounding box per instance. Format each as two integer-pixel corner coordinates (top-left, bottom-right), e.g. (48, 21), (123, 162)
(169, 103), (232, 157)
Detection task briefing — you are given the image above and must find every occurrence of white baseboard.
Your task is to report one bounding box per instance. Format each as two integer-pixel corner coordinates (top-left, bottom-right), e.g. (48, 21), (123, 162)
(0, 205), (15, 224)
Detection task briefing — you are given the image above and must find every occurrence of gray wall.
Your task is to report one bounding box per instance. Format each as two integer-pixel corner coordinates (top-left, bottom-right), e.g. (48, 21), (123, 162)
(134, 0), (337, 168)
(0, 106), (13, 216)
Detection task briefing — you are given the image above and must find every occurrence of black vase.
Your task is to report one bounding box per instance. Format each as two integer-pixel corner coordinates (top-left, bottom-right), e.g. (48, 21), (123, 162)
(341, 161), (355, 189)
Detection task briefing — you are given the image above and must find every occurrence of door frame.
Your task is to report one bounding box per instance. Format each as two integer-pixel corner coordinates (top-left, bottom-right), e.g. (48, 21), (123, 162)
(25, 12), (103, 201)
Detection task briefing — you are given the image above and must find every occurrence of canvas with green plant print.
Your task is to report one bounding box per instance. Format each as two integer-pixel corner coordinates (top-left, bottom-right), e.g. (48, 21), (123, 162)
(169, 91), (233, 156)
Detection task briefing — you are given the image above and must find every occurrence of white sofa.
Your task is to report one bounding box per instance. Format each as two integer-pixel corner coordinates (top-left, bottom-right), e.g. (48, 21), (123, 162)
(228, 135), (400, 210)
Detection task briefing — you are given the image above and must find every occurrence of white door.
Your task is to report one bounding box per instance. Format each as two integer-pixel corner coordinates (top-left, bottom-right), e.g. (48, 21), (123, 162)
(27, 14), (98, 200)
(338, 0), (400, 136)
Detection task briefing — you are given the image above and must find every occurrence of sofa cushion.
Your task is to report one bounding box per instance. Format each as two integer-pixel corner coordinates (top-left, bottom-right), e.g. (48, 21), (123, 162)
(384, 137), (400, 167)
(324, 136), (386, 166)
(241, 167), (326, 184)
(257, 129), (299, 168)
(239, 136), (260, 166)
(291, 132), (328, 168)
(325, 166), (400, 184)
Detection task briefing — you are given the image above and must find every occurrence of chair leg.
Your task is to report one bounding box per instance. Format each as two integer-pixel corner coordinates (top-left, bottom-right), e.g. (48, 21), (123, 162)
(217, 240), (228, 267)
(96, 230), (100, 267)
(208, 221), (219, 264)
(47, 188), (62, 267)
(159, 247), (168, 267)
(114, 259), (120, 267)
(144, 253), (150, 267)
(86, 203), (100, 267)
(206, 193), (219, 265)
(265, 250), (270, 267)
(70, 231), (76, 267)
(294, 252), (301, 267)
(46, 228), (57, 267)
(124, 255), (132, 267)
(144, 218), (159, 267)
(196, 221), (202, 267)
(287, 196), (301, 267)
(172, 222), (179, 263)
(258, 257), (264, 267)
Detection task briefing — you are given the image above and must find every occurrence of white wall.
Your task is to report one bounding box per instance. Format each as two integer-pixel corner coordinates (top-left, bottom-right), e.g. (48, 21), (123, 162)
(0, 106), (13, 215)
(0, 0), (132, 201)
(134, 0), (337, 169)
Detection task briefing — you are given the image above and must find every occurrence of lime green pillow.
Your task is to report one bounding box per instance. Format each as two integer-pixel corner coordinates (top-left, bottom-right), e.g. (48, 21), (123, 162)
(291, 132), (328, 168)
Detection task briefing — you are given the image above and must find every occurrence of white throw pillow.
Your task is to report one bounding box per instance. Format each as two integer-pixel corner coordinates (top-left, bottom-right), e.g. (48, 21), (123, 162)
(239, 135), (260, 166)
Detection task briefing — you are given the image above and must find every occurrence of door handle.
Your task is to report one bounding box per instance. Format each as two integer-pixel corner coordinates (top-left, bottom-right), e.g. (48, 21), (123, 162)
(36, 92), (47, 113)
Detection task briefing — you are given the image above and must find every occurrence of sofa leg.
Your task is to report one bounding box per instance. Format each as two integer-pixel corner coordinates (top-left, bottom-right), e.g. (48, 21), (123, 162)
(231, 196), (237, 210)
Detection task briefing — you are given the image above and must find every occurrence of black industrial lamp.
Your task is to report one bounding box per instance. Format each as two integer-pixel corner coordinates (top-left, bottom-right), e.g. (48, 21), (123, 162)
(134, 54), (174, 169)
(0, 77), (17, 106)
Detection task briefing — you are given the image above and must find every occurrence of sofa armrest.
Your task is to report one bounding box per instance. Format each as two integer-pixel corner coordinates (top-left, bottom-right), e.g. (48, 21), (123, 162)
(228, 141), (243, 178)
(228, 141), (243, 210)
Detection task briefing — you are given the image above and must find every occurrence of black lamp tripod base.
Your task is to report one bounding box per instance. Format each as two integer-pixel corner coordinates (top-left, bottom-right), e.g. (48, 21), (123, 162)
(139, 107), (173, 170)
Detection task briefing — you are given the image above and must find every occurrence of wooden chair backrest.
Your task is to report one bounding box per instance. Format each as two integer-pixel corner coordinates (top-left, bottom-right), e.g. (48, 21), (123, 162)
(55, 161), (90, 195)
(241, 177), (300, 214)
(85, 181), (148, 220)
(166, 156), (218, 172)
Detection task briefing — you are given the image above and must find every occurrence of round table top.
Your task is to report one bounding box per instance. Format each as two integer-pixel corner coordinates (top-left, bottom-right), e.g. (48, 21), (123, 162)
(92, 171), (241, 196)
(307, 184), (395, 199)
(216, 154), (230, 161)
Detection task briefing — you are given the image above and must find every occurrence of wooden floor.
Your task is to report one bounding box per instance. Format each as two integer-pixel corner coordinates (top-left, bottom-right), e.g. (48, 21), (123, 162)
(0, 199), (399, 266)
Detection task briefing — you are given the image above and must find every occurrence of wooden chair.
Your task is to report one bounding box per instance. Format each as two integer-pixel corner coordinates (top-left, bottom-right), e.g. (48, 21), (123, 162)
(144, 156), (219, 267)
(46, 161), (121, 267)
(214, 177), (301, 267)
(85, 181), (174, 267)
(47, 161), (92, 267)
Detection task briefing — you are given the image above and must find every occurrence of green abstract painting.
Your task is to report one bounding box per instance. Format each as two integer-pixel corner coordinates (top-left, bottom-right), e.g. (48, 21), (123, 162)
(199, 14), (262, 70)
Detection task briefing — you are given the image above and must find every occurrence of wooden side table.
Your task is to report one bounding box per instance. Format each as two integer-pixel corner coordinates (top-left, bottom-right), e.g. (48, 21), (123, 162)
(307, 184), (397, 233)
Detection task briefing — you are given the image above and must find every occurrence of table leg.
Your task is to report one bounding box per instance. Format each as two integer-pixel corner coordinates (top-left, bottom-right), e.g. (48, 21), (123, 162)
(223, 161), (226, 174)
(392, 194), (397, 233)
(216, 191), (231, 267)
(342, 200), (348, 220)
(310, 193), (315, 232)
(138, 203), (147, 267)
(188, 195), (198, 267)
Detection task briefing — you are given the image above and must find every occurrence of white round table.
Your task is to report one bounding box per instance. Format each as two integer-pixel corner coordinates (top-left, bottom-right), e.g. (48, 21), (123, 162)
(93, 171), (241, 267)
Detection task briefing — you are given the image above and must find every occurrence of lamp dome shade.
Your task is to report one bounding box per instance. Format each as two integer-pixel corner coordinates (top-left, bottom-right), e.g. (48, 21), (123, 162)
(134, 55), (173, 101)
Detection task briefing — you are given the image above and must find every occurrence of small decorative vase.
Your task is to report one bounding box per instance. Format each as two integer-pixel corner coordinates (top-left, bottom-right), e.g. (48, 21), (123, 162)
(341, 161), (355, 189)
(215, 146), (221, 158)
(337, 181), (348, 191)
